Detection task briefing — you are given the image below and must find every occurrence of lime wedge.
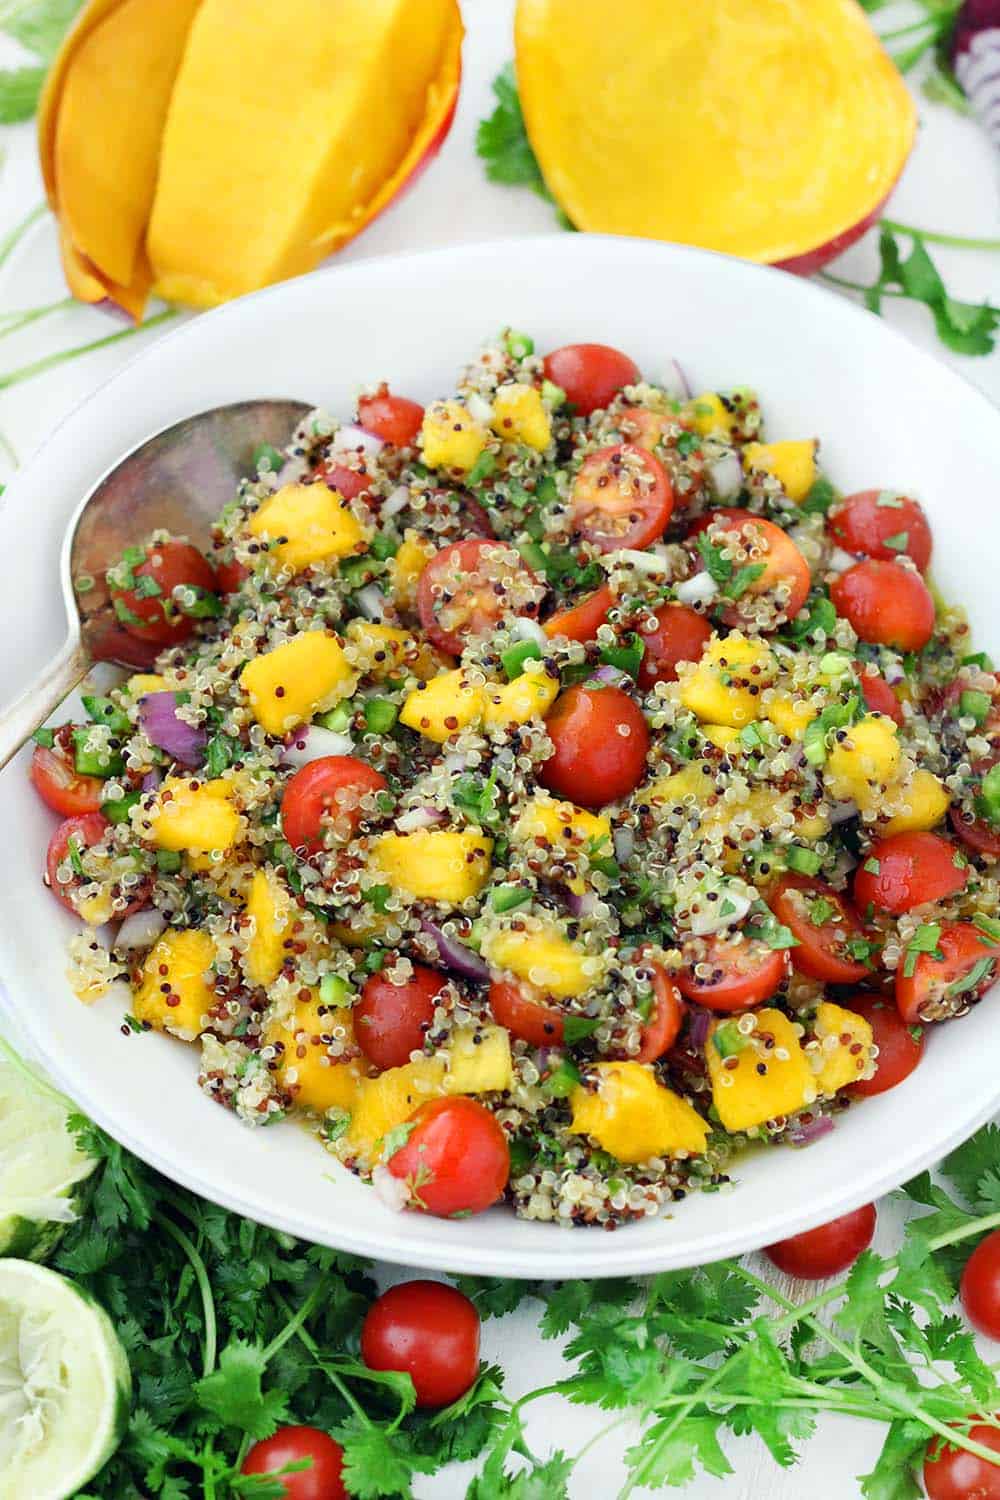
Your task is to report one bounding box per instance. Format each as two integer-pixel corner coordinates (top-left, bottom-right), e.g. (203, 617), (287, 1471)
(0, 1052), (97, 1262)
(0, 1258), (131, 1499)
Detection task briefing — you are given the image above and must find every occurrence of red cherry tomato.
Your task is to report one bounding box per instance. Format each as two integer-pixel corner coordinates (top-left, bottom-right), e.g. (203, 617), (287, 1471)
(357, 385), (424, 447)
(361, 1280), (480, 1408)
(896, 920), (1000, 1025)
(542, 342), (640, 416)
(539, 683), (650, 809)
(830, 559), (935, 652)
(767, 875), (872, 984)
(30, 738), (103, 817)
(632, 962), (685, 1062)
(385, 1098), (509, 1218)
(214, 556), (249, 594)
(765, 1204), (876, 1279)
(543, 584), (616, 644)
(856, 664), (904, 727)
(416, 538), (539, 657)
(242, 1426), (346, 1500)
(961, 1229), (1000, 1341)
(570, 444), (674, 553)
(703, 514), (811, 624)
(281, 756), (388, 856)
(924, 1423), (1000, 1500)
(686, 507), (756, 538)
(45, 812), (148, 918)
(314, 456), (373, 501)
(109, 540), (219, 647)
(951, 758), (1000, 859)
(675, 931), (788, 1011)
(489, 979), (565, 1046)
(355, 963), (445, 1071)
(853, 832), (968, 916)
(846, 993), (925, 1098)
(637, 603), (713, 689)
(827, 489), (932, 572)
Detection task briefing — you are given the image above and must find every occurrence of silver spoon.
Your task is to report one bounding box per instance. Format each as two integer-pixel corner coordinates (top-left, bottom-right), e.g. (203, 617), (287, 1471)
(0, 398), (311, 770)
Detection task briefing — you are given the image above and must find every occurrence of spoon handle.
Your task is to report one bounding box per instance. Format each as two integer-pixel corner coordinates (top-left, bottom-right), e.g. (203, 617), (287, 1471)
(0, 635), (91, 772)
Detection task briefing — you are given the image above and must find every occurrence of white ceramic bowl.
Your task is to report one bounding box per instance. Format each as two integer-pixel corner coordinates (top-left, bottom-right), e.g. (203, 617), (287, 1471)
(2, 235), (998, 1279)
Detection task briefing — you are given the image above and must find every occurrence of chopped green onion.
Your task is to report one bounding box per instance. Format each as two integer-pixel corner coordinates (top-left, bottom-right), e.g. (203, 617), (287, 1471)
(963, 651), (994, 671)
(544, 1057), (581, 1098)
(82, 695), (131, 734)
(102, 790), (141, 825)
(675, 430), (701, 458)
(67, 837), (85, 878)
(491, 884), (532, 914)
(808, 897), (836, 927)
(501, 640), (542, 680)
(712, 1022), (748, 1060)
(541, 379), (566, 408)
(977, 764), (1000, 826)
(786, 846), (822, 876)
(364, 699), (398, 735)
(156, 850), (182, 874)
(71, 729), (123, 779)
(253, 442), (284, 473)
(599, 634), (645, 679)
(316, 702), (353, 733)
(959, 690), (991, 727)
(803, 720), (828, 766)
(504, 329), (534, 359)
(319, 974), (354, 1008)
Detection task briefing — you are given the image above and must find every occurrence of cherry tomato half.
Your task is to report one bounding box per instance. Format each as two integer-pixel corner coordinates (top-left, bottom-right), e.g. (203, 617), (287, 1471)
(768, 875), (872, 985)
(924, 1423), (1000, 1500)
(30, 738), (103, 817)
(675, 931), (789, 1011)
(543, 584), (615, 644)
(951, 758), (1000, 859)
(281, 756), (388, 856)
(242, 1426), (346, 1500)
(542, 342), (640, 416)
(417, 539), (539, 657)
(765, 1204), (876, 1279)
(960, 1229), (1000, 1341)
(632, 960), (685, 1062)
(846, 994), (925, 1098)
(856, 664), (904, 727)
(570, 444), (674, 553)
(702, 514), (811, 625)
(539, 683), (650, 809)
(686, 507), (755, 539)
(637, 603), (713, 690)
(896, 920), (1000, 1025)
(357, 385), (424, 447)
(853, 832), (968, 916)
(315, 455), (373, 501)
(386, 1097), (510, 1218)
(45, 812), (148, 919)
(214, 555), (249, 594)
(827, 489), (932, 572)
(830, 559), (935, 653)
(109, 540), (219, 647)
(489, 979), (565, 1046)
(361, 1280), (480, 1408)
(355, 963), (445, 1071)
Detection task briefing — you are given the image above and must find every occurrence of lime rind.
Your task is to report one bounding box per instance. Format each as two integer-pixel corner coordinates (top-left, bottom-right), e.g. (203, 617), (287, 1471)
(0, 1055), (97, 1262)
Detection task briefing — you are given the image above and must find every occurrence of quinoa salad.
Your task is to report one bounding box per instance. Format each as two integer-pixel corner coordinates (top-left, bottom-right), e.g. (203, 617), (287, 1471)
(31, 332), (1000, 1230)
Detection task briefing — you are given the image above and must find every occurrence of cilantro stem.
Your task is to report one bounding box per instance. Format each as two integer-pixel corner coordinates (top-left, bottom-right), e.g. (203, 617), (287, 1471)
(152, 1211), (217, 1377)
(881, 220), (1000, 253)
(275, 1292), (373, 1427)
(0, 306), (178, 391)
(618, 1363), (731, 1499)
(260, 1281), (325, 1365)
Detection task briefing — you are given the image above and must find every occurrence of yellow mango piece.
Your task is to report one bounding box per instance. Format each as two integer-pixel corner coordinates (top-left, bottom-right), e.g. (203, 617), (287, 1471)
(55, 224), (152, 320)
(127, 673), (168, 696)
(372, 829), (493, 903)
(391, 530), (436, 609)
(344, 1058), (446, 1163)
(134, 928), (216, 1040)
(491, 383), (552, 451)
(744, 441), (818, 503)
(148, 0), (464, 306)
(399, 669), (486, 743)
(248, 483), (368, 573)
(483, 669), (560, 728)
(150, 778), (240, 855)
(706, 1009), (815, 1133)
(701, 722), (741, 750)
(825, 714), (901, 812)
(346, 620), (420, 681)
(570, 1062), (708, 1163)
(881, 769), (951, 836)
(680, 634), (775, 728)
(483, 925), (602, 999)
(240, 632), (357, 736)
(243, 868), (294, 988)
(265, 994), (362, 1113)
(444, 1025), (513, 1095)
(766, 695), (817, 742)
(685, 393), (737, 438)
(330, 911), (392, 949)
(811, 1001), (874, 1096)
(515, 794), (611, 853)
(420, 399), (489, 472)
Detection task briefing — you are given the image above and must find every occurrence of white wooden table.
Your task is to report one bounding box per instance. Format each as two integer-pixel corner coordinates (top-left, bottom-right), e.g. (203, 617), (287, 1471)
(1, 3), (998, 1494)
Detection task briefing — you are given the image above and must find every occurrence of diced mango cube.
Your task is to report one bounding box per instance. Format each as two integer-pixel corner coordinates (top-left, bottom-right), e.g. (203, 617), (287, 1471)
(127, 673), (168, 696)
(483, 924), (602, 999)
(420, 399), (488, 472)
(706, 1009), (815, 1132)
(240, 631), (356, 736)
(372, 829), (493, 904)
(881, 769), (950, 836)
(150, 777), (240, 854)
(686, 392), (736, 438)
(399, 669), (485, 743)
(701, 722), (741, 750)
(265, 992), (362, 1114)
(680, 634), (775, 728)
(483, 669), (560, 728)
(390, 530), (436, 609)
(134, 928), (215, 1040)
(825, 714), (901, 812)
(243, 867), (293, 988)
(346, 620), (423, 681)
(811, 1001), (874, 1095)
(514, 794), (611, 853)
(570, 1062), (708, 1163)
(491, 382), (552, 451)
(343, 1058), (446, 1163)
(766, 695), (817, 742)
(444, 1025), (513, 1095)
(248, 482), (368, 573)
(743, 441), (818, 503)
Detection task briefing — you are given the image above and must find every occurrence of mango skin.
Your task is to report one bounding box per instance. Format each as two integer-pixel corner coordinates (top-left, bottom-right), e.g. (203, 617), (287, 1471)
(134, 928), (216, 1040)
(240, 631), (356, 736)
(249, 482), (368, 573)
(372, 829), (493, 903)
(706, 1009), (815, 1132)
(150, 778), (240, 855)
(570, 1062), (708, 1163)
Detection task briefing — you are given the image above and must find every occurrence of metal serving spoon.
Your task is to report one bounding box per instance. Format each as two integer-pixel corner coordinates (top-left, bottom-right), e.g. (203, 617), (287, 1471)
(0, 398), (311, 771)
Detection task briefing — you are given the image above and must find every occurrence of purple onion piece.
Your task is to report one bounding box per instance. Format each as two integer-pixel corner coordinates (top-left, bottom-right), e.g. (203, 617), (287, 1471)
(786, 1115), (836, 1147)
(953, 6), (1000, 150)
(662, 358), (691, 401)
(139, 693), (206, 768)
(420, 919), (490, 982)
(688, 1006), (712, 1050)
(591, 664), (631, 689)
(141, 767), (163, 793)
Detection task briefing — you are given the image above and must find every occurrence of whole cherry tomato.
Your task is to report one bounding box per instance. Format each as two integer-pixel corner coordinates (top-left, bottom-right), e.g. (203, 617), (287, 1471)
(281, 757), (388, 856)
(385, 1097), (510, 1218)
(830, 559), (935, 652)
(355, 963), (445, 1070)
(853, 832), (968, 916)
(242, 1426), (346, 1500)
(361, 1280), (480, 1408)
(109, 539), (219, 647)
(765, 1204), (877, 1279)
(539, 683), (650, 808)
(960, 1229), (1000, 1341)
(827, 489), (932, 571)
(542, 343), (640, 415)
(924, 1422), (1000, 1500)
(357, 385), (424, 446)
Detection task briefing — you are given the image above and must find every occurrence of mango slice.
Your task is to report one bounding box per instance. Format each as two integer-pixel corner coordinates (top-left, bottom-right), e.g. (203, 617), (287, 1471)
(515, 0), (915, 269)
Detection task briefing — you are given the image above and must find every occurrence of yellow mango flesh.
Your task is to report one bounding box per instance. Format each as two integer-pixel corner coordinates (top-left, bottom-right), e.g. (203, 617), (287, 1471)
(243, 868), (293, 988)
(515, 795), (611, 853)
(680, 635), (775, 727)
(346, 620), (430, 681)
(420, 399), (489, 473)
(491, 383), (552, 451)
(515, 0), (915, 265)
(744, 441), (818, 503)
(399, 669), (486, 743)
(248, 483), (368, 573)
(150, 778), (240, 855)
(881, 769), (950, 836)
(483, 670), (560, 727)
(344, 1058), (445, 1163)
(812, 1001), (874, 1095)
(825, 714), (900, 812)
(686, 393), (737, 438)
(766, 695), (817, 741)
(56, 221), (152, 320)
(483, 926), (601, 1000)
(266, 995), (362, 1114)
(570, 1062), (708, 1163)
(148, 0), (463, 306)
(444, 1025), (513, 1095)
(240, 632), (356, 736)
(134, 928), (215, 1040)
(372, 829), (493, 904)
(391, 531), (436, 608)
(706, 1009), (815, 1132)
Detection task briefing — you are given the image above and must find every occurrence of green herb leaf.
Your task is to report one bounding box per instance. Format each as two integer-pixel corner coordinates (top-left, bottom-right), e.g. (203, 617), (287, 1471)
(476, 63), (551, 200)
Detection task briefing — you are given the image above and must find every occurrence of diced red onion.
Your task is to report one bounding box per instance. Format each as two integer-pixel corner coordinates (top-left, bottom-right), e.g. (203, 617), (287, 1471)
(332, 422), (385, 456)
(613, 826), (635, 863)
(114, 907), (167, 952)
(953, 6), (1000, 150)
(382, 485), (410, 518)
(707, 452), (742, 502)
(661, 358), (691, 401)
(372, 1164), (408, 1211)
(465, 392), (494, 425)
(675, 570), (719, 606)
(828, 546), (857, 575)
(141, 767), (163, 793)
(591, 664), (631, 688)
(787, 1115), (835, 1147)
(420, 919), (490, 982)
(565, 888), (599, 918)
(139, 693), (206, 767)
(882, 659), (906, 686)
(355, 584), (386, 622)
(828, 799), (859, 825)
(281, 724), (354, 767)
(510, 616), (549, 648)
(688, 1007), (712, 1050)
(396, 806), (447, 833)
